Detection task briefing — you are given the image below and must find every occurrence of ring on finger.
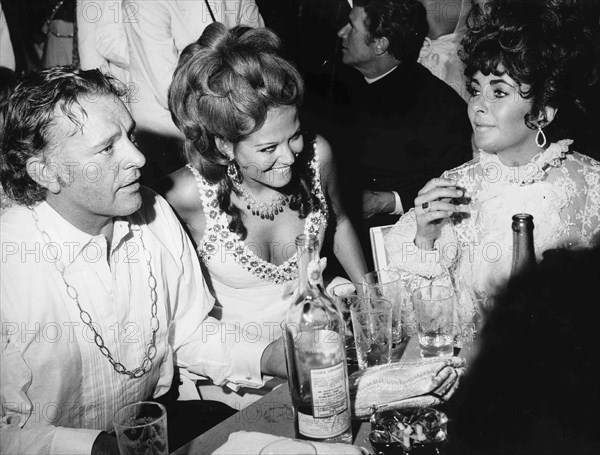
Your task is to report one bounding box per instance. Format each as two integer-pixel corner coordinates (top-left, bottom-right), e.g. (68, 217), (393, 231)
(422, 202), (431, 213)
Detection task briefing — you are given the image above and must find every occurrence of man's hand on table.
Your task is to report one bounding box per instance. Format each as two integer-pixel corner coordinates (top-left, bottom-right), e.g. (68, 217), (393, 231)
(260, 338), (287, 378)
(91, 431), (120, 455)
(362, 190), (396, 219)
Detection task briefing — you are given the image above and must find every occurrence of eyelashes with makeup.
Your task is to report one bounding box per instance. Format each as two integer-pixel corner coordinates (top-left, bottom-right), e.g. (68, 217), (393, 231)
(467, 85), (508, 99)
(259, 132), (303, 154)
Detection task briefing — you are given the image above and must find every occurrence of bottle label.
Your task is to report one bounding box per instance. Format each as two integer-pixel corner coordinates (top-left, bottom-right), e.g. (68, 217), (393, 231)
(297, 361), (351, 439)
(307, 259), (323, 287)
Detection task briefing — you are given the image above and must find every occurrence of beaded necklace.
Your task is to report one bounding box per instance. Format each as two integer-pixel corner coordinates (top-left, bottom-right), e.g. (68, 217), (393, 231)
(234, 182), (290, 221)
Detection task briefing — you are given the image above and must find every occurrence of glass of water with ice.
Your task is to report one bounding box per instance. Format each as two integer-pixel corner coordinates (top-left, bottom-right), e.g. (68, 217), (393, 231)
(412, 285), (456, 358)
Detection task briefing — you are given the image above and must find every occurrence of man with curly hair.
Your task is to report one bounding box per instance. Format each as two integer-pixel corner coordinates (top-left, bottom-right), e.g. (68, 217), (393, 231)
(0, 67), (285, 454)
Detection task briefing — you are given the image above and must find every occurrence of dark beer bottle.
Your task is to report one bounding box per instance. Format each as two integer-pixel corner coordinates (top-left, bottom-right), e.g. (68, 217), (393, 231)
(510, 213), (536, 278)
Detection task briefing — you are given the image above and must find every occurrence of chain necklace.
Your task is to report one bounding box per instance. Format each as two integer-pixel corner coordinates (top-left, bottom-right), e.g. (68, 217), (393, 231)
(234, 183), (290, 221)
(30, 207), (159, 379)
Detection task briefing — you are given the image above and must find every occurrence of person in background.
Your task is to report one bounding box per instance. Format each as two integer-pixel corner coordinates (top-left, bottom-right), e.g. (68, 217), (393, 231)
(0, 67), (286, 454)
(41, 0), (77, 68)
(447, 245), (600, 455)
(254, 0), (352, 125)
(329, 0), (472, 269)
(123, 0), (264, 188)
(0, 0), (48, 74)
(0, 65), (18, 215)
(161, 23), (368, 407)
(77, 0), (130, 84)
(0, 5), (16, 71)
(417, 0), (488, 101)
(384, 0), (600, 339)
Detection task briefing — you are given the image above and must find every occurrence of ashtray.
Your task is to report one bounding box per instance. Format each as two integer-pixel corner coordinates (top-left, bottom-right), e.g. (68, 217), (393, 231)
(368, 407), (448, 454)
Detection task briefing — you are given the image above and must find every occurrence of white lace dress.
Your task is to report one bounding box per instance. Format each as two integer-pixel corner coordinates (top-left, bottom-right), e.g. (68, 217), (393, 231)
(384, 140), (600, 339)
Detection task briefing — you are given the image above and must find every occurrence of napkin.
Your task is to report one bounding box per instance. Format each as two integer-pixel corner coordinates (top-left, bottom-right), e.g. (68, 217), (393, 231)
(350, 356), (466, 419)
(213, 431), (364, 454)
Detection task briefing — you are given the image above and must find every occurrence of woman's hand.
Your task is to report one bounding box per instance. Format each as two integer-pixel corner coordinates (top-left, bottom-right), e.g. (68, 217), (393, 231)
(413, 178), (467, 250)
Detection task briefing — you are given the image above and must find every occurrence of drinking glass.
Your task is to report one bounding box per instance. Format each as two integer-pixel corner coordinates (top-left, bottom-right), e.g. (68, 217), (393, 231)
(350, 297), (393, 370)
(412, 285), (455, 358)
(259, 438), (317, 454)
(362, 270), (403, 346)
(114, 401), (168, 455)
(330, 282), (363, 365)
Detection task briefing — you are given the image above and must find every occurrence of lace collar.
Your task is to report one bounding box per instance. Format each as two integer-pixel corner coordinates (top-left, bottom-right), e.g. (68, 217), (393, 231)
(480, 139), (573, 186)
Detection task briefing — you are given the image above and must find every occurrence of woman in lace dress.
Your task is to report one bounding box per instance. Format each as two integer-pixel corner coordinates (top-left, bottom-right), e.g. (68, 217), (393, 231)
(384, 1), (600, 338)
(161, 23), (367, 405)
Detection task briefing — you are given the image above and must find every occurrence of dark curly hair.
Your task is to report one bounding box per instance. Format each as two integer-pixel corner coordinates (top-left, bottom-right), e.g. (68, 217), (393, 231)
(0, 66), (128, 206)
(168, 23), (322, 240)
(460, 0), (600, 143)
(353, 0), (428, 63)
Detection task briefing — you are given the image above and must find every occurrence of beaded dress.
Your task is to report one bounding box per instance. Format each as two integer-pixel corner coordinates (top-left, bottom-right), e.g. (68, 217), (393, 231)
(385, 140), (600, 338)
(187, 143), (329, 343)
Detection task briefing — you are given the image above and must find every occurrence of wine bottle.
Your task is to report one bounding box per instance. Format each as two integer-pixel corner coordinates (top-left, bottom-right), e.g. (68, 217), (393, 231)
(510, 213), (536, 278)
(283, 234), (353, 443)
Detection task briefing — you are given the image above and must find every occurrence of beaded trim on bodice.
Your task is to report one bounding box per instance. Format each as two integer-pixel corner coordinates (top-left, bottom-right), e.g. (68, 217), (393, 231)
(188, 142), (328, 284)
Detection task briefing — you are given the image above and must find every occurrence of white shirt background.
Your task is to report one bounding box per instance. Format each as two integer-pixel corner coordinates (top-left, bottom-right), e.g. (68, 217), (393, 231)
(123, 0), (264, 138)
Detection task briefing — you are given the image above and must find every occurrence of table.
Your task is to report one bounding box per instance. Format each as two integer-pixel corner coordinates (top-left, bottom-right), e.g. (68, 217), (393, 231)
(172, 337), (477, 454)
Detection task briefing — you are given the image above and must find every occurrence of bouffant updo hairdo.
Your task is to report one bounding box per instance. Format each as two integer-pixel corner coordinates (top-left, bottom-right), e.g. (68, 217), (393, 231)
(169, 23), (320, 239)
(460, 1), (599, 144)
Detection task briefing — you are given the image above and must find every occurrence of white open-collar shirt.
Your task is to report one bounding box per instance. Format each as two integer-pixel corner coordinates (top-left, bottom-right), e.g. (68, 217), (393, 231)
(1, 188), (269, 454)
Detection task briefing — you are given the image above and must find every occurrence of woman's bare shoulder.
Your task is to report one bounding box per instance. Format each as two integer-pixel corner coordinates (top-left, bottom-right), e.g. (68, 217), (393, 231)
(313, 134), (333, 166)
(156, 166), (204, 220)
(313, 134), (341, 201)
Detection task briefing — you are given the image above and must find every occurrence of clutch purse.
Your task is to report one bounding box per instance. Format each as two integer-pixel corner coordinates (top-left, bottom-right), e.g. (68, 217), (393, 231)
(349, 356), (466, 420)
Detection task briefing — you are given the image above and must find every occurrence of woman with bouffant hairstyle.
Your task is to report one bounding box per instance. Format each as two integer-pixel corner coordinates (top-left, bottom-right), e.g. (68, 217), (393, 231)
(161, 23), (367, 406)
(384, 0), (600, 339)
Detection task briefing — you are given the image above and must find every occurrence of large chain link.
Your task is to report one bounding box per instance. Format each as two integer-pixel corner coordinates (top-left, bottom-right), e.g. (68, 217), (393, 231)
(30, 207), (159, 378)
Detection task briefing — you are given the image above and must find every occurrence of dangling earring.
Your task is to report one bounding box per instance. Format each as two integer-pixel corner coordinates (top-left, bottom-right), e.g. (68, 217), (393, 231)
(536, 125), (547, 148)
(227, 161), (242, 184)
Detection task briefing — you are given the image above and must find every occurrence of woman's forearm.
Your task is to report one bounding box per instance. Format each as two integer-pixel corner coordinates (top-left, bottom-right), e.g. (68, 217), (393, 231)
(333, 215), (369, 283)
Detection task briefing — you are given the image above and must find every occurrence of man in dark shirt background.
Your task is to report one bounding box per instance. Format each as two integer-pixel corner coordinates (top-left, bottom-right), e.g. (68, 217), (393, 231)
(326, 0), (472, 268)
